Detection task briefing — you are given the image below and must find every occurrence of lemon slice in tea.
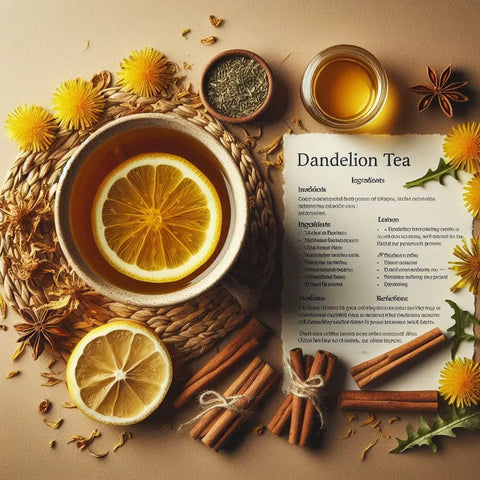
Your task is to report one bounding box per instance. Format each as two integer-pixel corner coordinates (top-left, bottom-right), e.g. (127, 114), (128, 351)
(66, 321), (172, 425)
(92, 153), (222, 283)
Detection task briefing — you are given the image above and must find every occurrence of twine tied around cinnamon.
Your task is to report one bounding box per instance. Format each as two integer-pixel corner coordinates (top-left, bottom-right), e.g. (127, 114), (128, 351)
(177, 390), (253, 430)
(286, 359), (328, 428)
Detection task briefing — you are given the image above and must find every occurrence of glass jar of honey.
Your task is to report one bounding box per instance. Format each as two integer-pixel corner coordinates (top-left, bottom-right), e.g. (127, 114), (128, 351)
(300, 45), (388, 130)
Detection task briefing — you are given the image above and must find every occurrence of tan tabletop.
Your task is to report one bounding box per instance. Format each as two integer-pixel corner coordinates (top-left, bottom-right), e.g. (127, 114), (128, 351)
(1, 1), (480, 479)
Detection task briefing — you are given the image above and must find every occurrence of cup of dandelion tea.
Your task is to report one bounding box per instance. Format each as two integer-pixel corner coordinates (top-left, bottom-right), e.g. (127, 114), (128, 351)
(301, 45), (388, 130)
(55, 114), (248, 307)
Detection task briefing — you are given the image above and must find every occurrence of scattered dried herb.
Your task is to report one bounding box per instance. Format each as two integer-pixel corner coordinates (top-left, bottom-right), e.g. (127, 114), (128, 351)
(0, 324), (7, 331)
(209, 15), (223, 27)
(360, 412), (376, 426)
(38, 399), (51, 414)
(61, 401), (77, 409)
(113, 432), (133, 452)
(204, 55), (269, 118)
(201, 36), (217, 46)
(41, 376), (63, 387)
(49, 440), (56, 448)
(341, 428), (356, 439)
(291, 117), (307, 131)
(403, 158), (457, 189)
(445, 299), (480, 359)
(47, 358), (57, 370)
(11, 341), (26, 360)
(281, 51), (294, 63)
(6, 370), (20, 379)
(361, 439), (378, 461)
(345, 412), (357, 422)
(410, 65), (469, 118)
(68, 429), (101, 450)
(43, 418), (63, 429)
(388, 416), (400, 424)
(181, 28), (191, 38)
(182, 62), (192, 70)
(88, 449), (109, 458)
(90, 70), (112, 90)
(0, 294), (7, 319)
(252, 425), (266, 436)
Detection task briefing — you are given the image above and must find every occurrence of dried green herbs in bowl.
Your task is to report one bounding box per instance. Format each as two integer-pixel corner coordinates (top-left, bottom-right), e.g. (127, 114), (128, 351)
(200, 49), (274, 123)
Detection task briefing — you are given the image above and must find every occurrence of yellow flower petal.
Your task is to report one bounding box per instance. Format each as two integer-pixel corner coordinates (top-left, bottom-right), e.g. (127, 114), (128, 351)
(449, 237), (480, 293)
(52, 78), (105, 130)
(463, 174), (480, 217)
(117, 47), (175, 97)
(5, 105), (56, 152)
(439, 357), (480, 408)
(443, 122), (480, 174)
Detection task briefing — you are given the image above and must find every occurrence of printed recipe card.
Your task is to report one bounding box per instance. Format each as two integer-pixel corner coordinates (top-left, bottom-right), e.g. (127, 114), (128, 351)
(282, 134), (473, 390)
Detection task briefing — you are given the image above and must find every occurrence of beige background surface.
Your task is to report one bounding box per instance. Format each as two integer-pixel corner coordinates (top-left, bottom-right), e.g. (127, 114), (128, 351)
(1, 1), (480, 479)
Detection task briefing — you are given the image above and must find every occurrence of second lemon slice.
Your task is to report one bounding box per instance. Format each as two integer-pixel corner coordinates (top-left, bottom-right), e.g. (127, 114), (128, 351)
(92, 153), (222, 283)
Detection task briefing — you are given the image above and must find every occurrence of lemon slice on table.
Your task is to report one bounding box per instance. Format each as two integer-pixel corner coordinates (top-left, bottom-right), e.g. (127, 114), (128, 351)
(66, 321), (173, 425)
(92, 153), (222, 283)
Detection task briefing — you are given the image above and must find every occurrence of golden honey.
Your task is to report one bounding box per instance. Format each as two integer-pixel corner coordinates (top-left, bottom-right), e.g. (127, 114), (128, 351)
(301, 45), (388, 130)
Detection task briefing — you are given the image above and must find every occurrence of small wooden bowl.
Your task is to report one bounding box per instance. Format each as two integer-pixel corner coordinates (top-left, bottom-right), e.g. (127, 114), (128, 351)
(200, 49), (274, 124)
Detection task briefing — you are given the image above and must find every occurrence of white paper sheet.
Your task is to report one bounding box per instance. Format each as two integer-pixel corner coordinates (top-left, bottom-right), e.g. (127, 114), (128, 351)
(282, 133), (473, 390)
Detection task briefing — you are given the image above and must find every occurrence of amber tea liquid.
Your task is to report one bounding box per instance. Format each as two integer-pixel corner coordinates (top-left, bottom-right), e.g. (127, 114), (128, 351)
(313, 57), (377, 121)
(69, 127), (233, 294)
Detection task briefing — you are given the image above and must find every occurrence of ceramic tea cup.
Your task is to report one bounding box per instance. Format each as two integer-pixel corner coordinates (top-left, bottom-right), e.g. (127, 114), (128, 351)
(55, 113), (249, 307)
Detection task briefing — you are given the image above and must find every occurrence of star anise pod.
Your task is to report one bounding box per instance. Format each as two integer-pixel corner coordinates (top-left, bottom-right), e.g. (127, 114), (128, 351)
(14, 305), (71, 360)
(410, 65), (469, 118)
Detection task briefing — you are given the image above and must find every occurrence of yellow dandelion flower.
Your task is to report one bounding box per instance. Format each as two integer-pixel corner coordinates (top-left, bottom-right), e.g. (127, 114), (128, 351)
(463, 174), (480, 217)
(5, 105), (56, 152)
(449, 237), (480, 293)
(443, 122), (480, 174)
(52, 78), (105, 130)
(439, 357), (480, 408)
(117, 47), (175, 97)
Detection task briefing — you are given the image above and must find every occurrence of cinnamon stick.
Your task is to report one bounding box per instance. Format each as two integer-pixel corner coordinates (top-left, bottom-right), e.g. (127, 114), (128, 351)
(339, 390), (438, 412)
(189, 356), (264, 440)
(267, 355), (314, 436)
(174, 317), (268, 409)
(350, 328), (447, 389)
(299, 351), (337, 447)
(201, 362), (278, 449)
(288, 348), (306, 445)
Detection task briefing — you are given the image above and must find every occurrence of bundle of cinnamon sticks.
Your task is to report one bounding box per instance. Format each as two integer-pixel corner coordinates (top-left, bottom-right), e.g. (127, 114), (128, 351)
(267, 348), (337, 447)
(189, 356), (278, 451)
(174, 317), (268, 409)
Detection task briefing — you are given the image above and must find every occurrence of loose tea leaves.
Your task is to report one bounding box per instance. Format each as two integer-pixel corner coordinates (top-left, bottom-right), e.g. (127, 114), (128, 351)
(205, 55), (269, 118)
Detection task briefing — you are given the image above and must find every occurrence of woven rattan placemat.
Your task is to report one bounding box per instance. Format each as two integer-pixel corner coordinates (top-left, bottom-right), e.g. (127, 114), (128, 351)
(0, 72), (277, 363)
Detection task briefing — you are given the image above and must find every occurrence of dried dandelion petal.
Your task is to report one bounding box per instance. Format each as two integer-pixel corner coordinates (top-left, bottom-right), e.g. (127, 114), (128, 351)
(345, 412), (357, 422)
(52, 78), (105, 130)
(6, 370), (20, 379)
(113, 432), (133, 452)
(38, 399), (51, 414)
(209, 15), (223, 27)
(252, 425), (266, 436)
(43, 418), (63, 429)
(181, 28), (191, 38)
(61, 401), (77, 409)
(117, 47), (175, 97)
(388, 416), (400, 424)
(360, 412), (376, 426)
(69, 429), (101, 451)
(41, 377), (63, 387)
(4, 104), (57, 152)
(88, 449), (109, 458)
(0, 294), (7, 319)
(361, 439), (378, 461)
(12, 341), (26, 360)
(341, 428), (356, 439)
(201, 36), (217, 45)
